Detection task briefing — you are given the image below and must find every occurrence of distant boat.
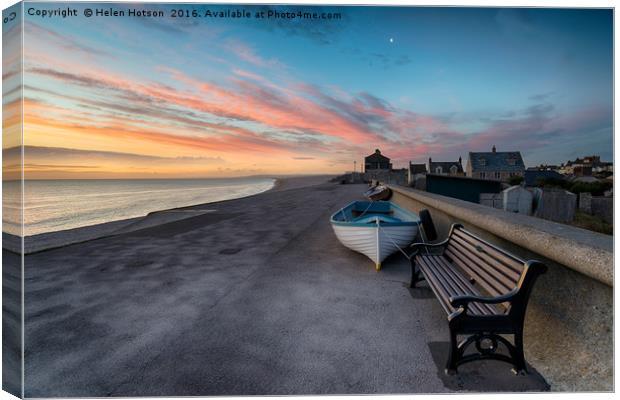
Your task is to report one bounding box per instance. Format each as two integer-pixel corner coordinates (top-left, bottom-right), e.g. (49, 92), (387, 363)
(363, 184), (392, 201)
(330, 201), (420, 271)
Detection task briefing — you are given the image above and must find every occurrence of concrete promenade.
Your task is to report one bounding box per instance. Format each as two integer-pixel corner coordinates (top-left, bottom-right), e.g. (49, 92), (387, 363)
(20, 178), (548, 396)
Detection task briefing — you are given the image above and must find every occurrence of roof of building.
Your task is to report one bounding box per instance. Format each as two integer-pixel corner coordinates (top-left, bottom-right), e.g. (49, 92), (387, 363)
(572, 176), (600, 183)
(409, 163), (427, 174)
(468, 150), (525, 172)
(429, 161), (463, 173)
(529, 164), (560, 171)
(365, 149), (390, 163)
(524, 170), (565, 186)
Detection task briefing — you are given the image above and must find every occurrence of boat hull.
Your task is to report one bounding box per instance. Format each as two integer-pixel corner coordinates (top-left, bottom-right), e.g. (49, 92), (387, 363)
(332, 224), (418, 269)
(330, 201), (419, 270)
(363, 185), (392, 201)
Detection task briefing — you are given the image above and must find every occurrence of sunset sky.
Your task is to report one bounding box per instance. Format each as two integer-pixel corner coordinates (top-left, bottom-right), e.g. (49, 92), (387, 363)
(7, 4), (614, 178)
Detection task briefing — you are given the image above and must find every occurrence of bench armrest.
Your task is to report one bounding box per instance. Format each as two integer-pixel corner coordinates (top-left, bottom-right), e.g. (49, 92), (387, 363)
(409, 238), (448, 250)
(409, 239), (448, 257)
(409, 223), (463, 255)
(449, 289), (518, 308)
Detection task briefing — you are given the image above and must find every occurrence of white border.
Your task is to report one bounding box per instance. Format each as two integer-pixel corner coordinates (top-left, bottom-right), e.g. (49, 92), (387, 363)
(0, 1), (616, 400)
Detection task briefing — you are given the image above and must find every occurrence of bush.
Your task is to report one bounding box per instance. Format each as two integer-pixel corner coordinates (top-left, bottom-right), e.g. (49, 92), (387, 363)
(508, 175), (524, 186)
(572, 211), (613, 235)
(534, 177), (569, 189)
(568, 181), (612, 196)
(534, 177), (611, 196)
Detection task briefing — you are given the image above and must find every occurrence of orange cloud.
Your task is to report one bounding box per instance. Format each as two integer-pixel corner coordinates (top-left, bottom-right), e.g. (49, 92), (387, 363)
(23, 32), (473, 174)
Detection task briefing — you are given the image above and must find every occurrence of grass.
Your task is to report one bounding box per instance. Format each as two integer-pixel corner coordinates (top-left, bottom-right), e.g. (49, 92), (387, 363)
(571, 211), (613, 235)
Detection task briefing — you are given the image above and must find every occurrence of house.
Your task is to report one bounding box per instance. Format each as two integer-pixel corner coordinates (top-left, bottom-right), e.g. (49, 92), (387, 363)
(573, 165), (592, 177)
(583, 155), (601, 165)
(467, 146), (525, 182)
(362, 149), (407, 185)
(559, 155), (612, 176)
(428, 157), (464, 176)
(407, 162), (427, 185)
(558, 163), (571, 175)
(593, 162), (613, 174)
(364, 149), (392, 171)
(560, 158), (592, 176)
(529, 164), (560, 172)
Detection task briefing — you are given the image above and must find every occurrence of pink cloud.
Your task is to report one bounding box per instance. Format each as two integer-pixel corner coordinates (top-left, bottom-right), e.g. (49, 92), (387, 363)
(28, 63), (471, 166)
(37, 34), (607, 169)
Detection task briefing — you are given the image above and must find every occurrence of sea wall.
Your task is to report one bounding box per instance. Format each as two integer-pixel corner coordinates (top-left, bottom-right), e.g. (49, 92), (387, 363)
(364, 169), (407, 185)
(388, 185), (613, 391)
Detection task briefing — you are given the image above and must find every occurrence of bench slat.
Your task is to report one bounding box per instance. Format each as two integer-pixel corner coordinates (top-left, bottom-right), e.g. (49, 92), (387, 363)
(421, 256), (482, 314)
(431, 256), (501, 315)
(447, 238), (517, 292)
(425, 256), (498, 316)
(418, 255), (499, 316)
(444, 246), (506, 298)
(451, 230), (523, 278)
(452, 229), (524, 275)
(417, 257), (455, 314)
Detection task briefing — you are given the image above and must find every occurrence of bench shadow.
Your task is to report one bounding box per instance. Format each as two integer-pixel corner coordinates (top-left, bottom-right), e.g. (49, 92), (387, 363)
(428, 342), (550, 392)
(406, 284), (435, 299)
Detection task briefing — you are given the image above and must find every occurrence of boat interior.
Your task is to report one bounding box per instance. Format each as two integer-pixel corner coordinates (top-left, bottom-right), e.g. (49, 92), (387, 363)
(333, 201), (419, 224)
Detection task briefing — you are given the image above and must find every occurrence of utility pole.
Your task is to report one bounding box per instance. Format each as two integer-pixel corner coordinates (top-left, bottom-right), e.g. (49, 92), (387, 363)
(353, 161), (356, 173)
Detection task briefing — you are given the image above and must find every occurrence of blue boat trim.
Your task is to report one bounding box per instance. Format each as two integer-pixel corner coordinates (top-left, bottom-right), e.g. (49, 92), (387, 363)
(330, 201), (420, 227)
(353, 215), (401, 224)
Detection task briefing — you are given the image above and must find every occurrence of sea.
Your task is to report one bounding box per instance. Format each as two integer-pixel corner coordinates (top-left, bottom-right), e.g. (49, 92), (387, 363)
(2, 177), (275, 236)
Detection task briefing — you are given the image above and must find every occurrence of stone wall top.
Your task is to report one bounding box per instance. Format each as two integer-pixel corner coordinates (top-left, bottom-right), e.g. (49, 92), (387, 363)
(389, 185), (613, 286)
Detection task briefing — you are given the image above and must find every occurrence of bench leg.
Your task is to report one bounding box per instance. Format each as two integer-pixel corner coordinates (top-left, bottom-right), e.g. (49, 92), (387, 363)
(445, 329), (459, 375)
(511, 331), (527, 374)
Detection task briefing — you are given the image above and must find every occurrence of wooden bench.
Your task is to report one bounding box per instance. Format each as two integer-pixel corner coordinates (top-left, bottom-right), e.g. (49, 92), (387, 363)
(409, 223), (547, 375)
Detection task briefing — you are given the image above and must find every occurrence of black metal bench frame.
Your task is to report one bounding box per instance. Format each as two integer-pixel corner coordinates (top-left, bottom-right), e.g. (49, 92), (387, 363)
(409, 223), (547, 375)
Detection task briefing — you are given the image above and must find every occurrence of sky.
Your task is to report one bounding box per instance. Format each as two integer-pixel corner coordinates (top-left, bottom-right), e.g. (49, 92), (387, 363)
(4, 4), (614, 178)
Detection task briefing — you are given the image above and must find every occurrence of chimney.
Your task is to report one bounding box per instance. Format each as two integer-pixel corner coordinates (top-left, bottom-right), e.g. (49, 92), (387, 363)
(458, 156), (462, 165)
(492, 145), (496, 153)
(375, 148), (381, 154)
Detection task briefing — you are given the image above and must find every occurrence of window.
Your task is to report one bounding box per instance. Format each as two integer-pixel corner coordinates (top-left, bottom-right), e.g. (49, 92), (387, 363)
(507, 158), (516, 166)
(479, 172), (486, 179)
(450, 165), (458, 175)
(435, 166), (443, 174)
(495, 172), (501, 179)
(480, 158), (486, 166)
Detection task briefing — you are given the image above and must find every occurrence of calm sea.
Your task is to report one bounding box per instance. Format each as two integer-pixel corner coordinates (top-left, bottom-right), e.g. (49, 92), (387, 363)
(3, 178), (275, 236)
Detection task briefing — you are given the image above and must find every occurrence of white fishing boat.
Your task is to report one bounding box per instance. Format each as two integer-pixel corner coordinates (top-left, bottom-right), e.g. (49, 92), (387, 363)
(330, 201), (420, 271)
(363, 184), (392, 201)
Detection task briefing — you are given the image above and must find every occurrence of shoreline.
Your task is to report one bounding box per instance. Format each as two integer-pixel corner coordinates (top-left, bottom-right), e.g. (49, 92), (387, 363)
(3, 175), (335, 254)
(268, 177), (283, 192)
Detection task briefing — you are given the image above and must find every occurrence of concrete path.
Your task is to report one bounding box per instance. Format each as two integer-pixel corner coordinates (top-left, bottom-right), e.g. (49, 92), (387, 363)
(22, 181), (548, 396)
